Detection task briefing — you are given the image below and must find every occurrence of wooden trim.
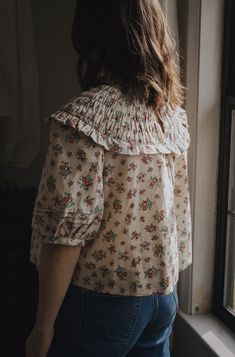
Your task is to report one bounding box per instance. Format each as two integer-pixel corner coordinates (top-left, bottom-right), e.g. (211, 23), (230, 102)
(177, 0), (202, 315)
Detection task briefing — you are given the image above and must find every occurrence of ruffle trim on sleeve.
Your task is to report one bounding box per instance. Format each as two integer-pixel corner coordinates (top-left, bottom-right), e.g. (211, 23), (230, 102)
(47, 84), (191, 156)
(31, 210), (103, 247)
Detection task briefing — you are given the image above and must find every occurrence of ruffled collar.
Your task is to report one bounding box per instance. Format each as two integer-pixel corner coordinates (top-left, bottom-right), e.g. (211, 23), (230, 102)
(48, 84), (190, 156)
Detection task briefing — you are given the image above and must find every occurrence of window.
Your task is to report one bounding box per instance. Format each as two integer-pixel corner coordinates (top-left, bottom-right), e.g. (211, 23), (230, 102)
(223, 100), (235, 317)
(213, 0), (235, 333)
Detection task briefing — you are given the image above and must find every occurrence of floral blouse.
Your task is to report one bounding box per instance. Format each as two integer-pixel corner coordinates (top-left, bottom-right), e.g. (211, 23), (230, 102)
(30, 84), (192, 296)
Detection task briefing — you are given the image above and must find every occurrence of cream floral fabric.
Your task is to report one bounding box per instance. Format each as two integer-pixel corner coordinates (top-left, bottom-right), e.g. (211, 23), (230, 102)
(30, 84), (192, 296)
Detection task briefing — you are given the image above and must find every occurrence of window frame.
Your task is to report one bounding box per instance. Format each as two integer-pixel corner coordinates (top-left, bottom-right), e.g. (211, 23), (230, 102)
(213, 0), (235, 333)
(213, 96), (235, 333)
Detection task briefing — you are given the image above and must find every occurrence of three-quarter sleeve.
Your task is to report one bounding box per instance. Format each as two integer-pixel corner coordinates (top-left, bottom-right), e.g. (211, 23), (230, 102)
(30, 119), (105, 268)
(173, 150), (193, 271)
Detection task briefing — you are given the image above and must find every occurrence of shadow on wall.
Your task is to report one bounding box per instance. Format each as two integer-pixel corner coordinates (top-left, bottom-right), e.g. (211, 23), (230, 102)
(0, 0), (79, 190)
(0, 188), (38, 357)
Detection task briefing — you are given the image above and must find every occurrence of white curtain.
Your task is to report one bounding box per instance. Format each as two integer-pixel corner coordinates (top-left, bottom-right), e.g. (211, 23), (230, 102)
(0, 0), (40, 187)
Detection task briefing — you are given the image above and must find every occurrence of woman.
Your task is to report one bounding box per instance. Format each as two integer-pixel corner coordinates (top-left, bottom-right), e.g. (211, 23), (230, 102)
(26, 0), (192, 356)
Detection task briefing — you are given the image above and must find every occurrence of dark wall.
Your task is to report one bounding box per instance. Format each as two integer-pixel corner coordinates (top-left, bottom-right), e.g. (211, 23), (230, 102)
(0, 189), (38, 357)
(30, 0), (79, 188)
(31, 0), (79, 120)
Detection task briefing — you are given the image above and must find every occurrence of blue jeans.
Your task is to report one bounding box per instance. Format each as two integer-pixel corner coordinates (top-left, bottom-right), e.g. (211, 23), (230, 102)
(47, 283), (178, 357)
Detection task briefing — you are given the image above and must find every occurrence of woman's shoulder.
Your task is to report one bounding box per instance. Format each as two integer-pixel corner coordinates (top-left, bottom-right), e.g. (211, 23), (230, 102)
(46, 84), (190, 156)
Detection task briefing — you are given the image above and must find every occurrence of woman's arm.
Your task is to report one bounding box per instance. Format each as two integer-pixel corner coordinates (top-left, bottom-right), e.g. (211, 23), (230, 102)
(35, 243), (81, 329)
(26, 243), (81, 357)
(27, 120), (105, 356)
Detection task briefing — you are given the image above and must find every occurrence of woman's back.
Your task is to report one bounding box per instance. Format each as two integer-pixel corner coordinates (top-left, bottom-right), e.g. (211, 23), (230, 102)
(30, 83), (192, 296)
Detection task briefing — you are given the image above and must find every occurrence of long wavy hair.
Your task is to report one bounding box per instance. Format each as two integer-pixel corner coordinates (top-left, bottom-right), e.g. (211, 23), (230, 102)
(71, 0), (185, 116)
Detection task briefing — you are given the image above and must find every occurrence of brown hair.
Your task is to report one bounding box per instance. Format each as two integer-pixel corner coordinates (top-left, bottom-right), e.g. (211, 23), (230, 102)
(71, 0), (185, 116)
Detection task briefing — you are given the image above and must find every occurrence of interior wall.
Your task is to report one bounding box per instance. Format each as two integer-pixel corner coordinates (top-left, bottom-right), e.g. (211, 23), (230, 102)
(26, 0), (79, 187)
(192, 0), (224, 314)
(31, 0), (78, 119)
(177, 0), (189, 87)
